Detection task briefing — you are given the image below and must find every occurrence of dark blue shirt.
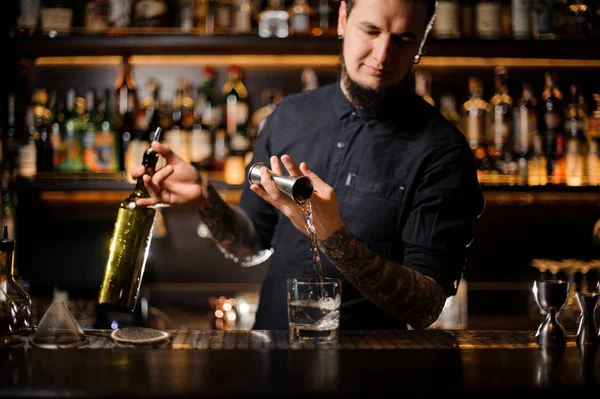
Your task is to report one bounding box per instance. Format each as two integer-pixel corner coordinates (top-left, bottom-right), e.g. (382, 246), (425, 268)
(240, 81), (485, 330)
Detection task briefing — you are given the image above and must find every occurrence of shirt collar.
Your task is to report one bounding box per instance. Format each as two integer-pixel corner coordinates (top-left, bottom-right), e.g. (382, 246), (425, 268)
(333, 81), (355, 120)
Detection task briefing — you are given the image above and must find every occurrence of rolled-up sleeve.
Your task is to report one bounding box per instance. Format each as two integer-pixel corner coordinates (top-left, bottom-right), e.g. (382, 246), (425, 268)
(402, 142), (485, 295)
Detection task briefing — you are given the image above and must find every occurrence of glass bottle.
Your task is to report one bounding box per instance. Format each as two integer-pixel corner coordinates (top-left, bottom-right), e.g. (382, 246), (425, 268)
(258, 0), (289, 38)
(564, 84), (588, 186)
(462, 77), (491, 174)
(19, 106), (37, 179)
(414, 70), (435, 107)
(95, 88), (119, 172)
(0, 225), (32, 334)
(432, 0), (460, 39)
(440, 93), (461, 129)
(0, 282), (17, 346)
(33, 88), (54, 172)
(489, 66), (514, 176)
(514, 82), (539, 185)
(541, 71), (565, 184)
(511, 0), (531, 39)
(222, 65), (249, 138)
(98, 128), (162, 312)
(58, 89), (85, 172)
(475, 0), (502, 39)
(288, 0), (313, 35)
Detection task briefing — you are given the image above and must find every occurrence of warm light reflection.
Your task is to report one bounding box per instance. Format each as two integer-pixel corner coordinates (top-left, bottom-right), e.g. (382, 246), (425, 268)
(34, 55), (600, 68)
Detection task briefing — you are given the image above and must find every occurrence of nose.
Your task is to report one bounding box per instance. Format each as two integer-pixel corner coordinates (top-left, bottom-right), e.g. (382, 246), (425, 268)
(371, 34), (393, 66)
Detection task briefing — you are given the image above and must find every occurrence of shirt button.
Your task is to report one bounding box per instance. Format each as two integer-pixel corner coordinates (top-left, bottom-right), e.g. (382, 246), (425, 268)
(337, 142), (346, 149)
(351, 111), (356, 116)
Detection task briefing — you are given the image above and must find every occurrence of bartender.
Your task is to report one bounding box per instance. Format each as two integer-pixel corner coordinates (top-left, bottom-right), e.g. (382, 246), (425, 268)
(133, 0), (485, 330)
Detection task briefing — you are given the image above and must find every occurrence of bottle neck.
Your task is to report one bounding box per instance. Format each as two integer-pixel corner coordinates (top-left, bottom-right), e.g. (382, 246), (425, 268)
(131, 147), (160, 198)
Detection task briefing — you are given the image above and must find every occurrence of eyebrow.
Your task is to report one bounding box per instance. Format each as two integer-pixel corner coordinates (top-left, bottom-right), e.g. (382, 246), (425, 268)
(357, 21), (418, 40)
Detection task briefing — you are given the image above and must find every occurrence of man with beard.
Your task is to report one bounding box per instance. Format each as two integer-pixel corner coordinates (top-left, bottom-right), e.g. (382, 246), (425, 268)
(133, 0), (485, 331)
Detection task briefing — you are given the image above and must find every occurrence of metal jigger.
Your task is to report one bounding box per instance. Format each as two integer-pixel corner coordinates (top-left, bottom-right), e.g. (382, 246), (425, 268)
(533, 280), (570, 347)
(247, 162), (314, 203)
(576, 291), (599, 346)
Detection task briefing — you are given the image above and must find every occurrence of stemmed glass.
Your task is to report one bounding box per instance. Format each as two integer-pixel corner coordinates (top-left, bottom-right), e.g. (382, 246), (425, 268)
(533, 280), (570, 347)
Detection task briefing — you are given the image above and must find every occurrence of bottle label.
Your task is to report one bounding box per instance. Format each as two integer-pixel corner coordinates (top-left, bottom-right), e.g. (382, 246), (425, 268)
(190, 126), (213, 163)
(511, 0), (530, 38)
(291, 13), (310, 32)
(19, 144), (37, 178)
(476, 3), (501, 39)
(96, 125), (117, 171)
(432, 2), (459, 39)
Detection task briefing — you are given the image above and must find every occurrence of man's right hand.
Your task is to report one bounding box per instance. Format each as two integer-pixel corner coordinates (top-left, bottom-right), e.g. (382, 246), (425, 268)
(132, 141), (208, 208)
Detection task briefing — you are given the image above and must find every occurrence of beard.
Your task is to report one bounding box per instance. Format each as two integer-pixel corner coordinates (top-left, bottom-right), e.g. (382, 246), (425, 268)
(340, 54), (409, 115)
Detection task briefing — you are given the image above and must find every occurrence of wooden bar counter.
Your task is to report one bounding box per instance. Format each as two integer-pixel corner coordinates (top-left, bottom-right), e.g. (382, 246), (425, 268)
(1, 329), (598, 397)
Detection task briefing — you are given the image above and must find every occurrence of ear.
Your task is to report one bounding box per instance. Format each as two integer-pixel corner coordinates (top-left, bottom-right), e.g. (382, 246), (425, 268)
(337, 0), (347, 38)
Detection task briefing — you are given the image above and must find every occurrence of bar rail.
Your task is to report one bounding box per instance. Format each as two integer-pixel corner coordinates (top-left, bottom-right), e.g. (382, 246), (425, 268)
(0, 329), (598, 398)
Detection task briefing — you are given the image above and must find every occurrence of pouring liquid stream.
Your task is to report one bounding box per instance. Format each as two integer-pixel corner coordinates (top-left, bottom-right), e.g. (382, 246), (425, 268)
(297, 199), (325, 297)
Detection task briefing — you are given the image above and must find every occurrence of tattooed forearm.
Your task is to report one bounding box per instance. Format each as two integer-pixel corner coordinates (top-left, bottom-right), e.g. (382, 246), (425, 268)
(318, 226), (447, 329)
(198, 184), (261, 260)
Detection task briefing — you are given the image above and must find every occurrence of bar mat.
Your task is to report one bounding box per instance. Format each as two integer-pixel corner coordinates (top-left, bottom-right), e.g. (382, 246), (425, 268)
(7, 329), (578, 350)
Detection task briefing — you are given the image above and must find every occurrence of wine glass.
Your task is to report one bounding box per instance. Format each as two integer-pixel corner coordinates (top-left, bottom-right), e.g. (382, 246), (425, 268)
(533, 280), (570, 347)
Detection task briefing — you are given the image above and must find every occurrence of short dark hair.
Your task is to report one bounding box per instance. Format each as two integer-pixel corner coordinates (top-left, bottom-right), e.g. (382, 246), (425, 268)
(344, 0), (437, 27)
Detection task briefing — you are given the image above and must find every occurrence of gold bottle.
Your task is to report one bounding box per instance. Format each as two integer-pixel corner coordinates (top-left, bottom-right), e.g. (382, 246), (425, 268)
(98, 128), (162, 312)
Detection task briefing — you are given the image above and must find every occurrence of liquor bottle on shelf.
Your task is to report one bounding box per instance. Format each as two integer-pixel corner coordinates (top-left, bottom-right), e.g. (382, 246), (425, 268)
(82, 89), (99, 171)
(439, 93), (461, 130)
(289, 0), (313, 35)
(511, 0), (531, 39)
(232, 0), (252, 33)
(132, 0), (169, 28)
(414, 70), (435, 107)
(49, 89), (64, 171)
(588, 96), (600, 184)
(122, 91), (141, 181)
(32, 88), (54, 173)
(114, 56), (138, 129)
(165, 86), (191, 164)
(258, 0), (289, 38)
(214, 0), (233, 33)
(95, 88), (119, 172)
(4, 94), (19, 175)
(528, 135), (548, 186)
(197, 66), (222, 131)
(0, 225), (32, 335)
(462, 77), (491, 174)
(432, 0), (460, 39)
(489, 66), (514, 176)
(98, 127), (162, 312)
(248, 88), (283, 147)
(58, 90), (85, 172)
(541, 71), (565, 184)
(532, 0), (556, 39)
(19, 107), (37, 179)
(514, 82), (538, 185)
(212, 125), (229, 172)
(190, 103), (213, 172)
(564, 84), (588, 186)
(222, 65), (249, 139)
(475, 0), (501, 39)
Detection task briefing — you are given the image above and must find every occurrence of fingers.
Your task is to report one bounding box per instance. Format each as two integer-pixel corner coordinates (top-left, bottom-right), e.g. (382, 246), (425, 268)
(131, 165), (146, 179)
(270, 155), (283, 176)
(281, 154), (302, 177)
(152, 141), (179, 165)
(151, 164), (174, 188)
(260, 166), (282, 201)
(143, 174), (161, 197)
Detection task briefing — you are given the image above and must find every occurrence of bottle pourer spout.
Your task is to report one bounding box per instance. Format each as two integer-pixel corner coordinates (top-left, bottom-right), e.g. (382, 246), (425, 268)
(152, 127), (162, 143)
